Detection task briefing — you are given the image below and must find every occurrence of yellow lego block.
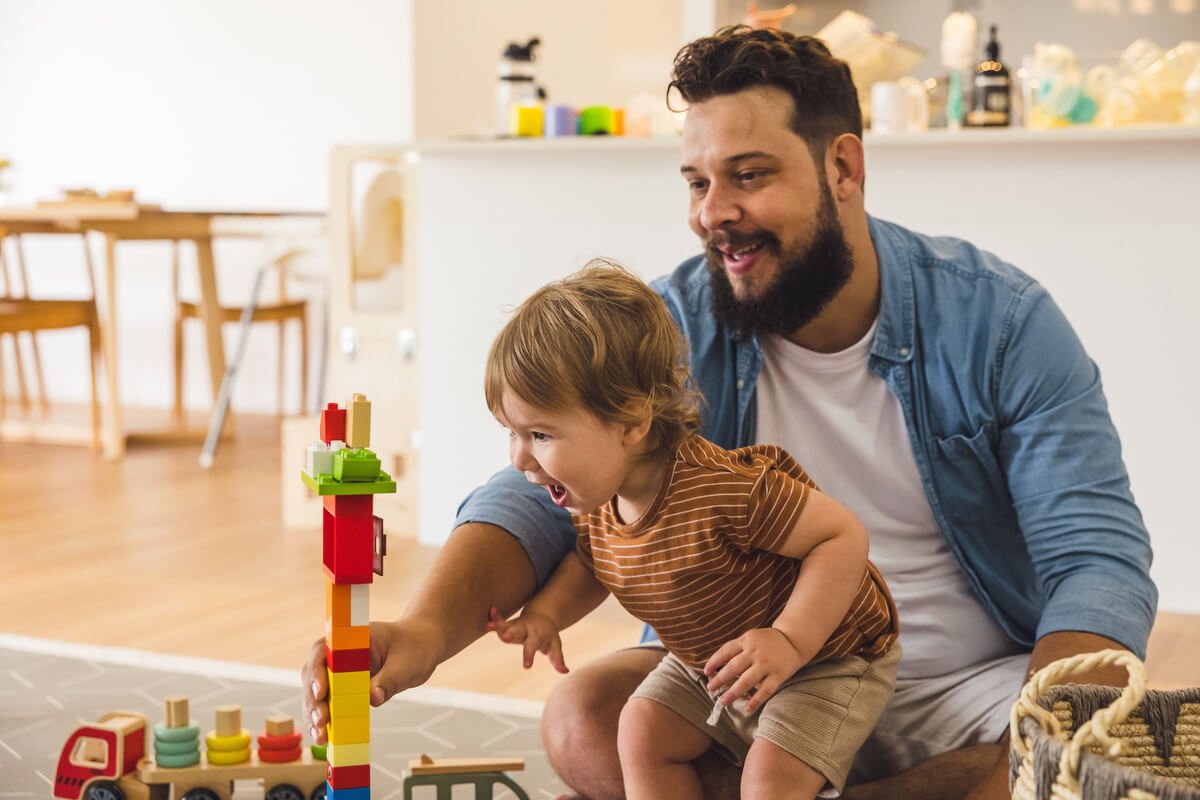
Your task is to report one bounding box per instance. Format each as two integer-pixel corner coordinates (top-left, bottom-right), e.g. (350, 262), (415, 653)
(327, 741), (370, 767)
(326, 621), (369, 651)
(330, 692), (371, 720)
(327, 714), (371, 745)
(345, 393), (371, 449)
(327, 669), (370, 696)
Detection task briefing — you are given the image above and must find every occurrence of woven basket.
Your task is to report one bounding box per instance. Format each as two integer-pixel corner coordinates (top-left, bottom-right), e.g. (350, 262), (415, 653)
(1009, 649), (1200, 800)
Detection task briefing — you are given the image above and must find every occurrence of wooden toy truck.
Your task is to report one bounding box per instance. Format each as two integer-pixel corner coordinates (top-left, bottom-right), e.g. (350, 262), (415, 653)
(53, 711), (326, 800)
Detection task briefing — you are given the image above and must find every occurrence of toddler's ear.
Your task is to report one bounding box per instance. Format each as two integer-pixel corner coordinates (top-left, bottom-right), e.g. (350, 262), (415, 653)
(621, 400), (654, 447)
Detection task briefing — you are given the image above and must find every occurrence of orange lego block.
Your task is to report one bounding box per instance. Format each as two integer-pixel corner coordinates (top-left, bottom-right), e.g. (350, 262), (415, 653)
(326, 621), (369, 651)
(326, 581), (352, 627)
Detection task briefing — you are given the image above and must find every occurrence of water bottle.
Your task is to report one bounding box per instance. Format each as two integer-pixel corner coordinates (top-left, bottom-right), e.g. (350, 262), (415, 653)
(497, 38), (542, 136)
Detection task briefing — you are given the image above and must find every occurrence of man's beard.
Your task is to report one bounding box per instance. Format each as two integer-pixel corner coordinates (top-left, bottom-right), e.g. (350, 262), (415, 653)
(706, 183), (854, 340)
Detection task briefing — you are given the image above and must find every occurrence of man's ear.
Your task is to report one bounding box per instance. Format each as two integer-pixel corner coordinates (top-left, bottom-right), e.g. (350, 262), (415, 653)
(827, 133), (865, 202)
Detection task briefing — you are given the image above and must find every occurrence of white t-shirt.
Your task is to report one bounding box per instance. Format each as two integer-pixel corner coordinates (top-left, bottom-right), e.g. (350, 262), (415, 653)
(755, 322), (1024, 679)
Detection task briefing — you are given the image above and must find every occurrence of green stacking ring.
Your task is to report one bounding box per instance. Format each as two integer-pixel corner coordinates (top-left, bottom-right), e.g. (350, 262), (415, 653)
(154, 736), (201, 756)
(154, 722), (201, 743)
(311, 743), (327, 760)
(155, 749), (201, 768)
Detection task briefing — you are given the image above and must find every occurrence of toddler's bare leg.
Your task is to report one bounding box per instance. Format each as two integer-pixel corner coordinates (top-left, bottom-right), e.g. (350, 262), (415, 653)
(741, 737), (827, 800)
(617, 696), (713, 800)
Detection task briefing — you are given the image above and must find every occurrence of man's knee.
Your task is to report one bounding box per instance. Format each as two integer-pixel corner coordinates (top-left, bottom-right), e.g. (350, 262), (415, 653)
(541, 648), (665, 798)
(543, 648), (664, 749)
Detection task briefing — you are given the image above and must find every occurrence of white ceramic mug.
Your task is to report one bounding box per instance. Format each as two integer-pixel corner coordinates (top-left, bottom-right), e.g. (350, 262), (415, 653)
(871, 79), (929, 132)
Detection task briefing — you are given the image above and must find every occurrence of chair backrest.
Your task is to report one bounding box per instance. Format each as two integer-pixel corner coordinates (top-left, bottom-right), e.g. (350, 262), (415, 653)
(0, 229), (97, 302)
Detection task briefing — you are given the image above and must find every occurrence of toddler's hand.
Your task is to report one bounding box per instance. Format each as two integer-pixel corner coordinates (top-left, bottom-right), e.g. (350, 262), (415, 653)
(486, 607), (569, 673)
(703, 627), (804, 715)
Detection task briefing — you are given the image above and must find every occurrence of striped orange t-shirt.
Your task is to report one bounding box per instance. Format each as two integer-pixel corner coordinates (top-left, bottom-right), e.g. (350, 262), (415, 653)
(574, 436), (898, 671)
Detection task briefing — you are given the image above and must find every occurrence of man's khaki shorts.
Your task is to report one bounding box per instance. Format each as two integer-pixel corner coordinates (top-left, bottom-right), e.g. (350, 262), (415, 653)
(631, 644), (900, 793)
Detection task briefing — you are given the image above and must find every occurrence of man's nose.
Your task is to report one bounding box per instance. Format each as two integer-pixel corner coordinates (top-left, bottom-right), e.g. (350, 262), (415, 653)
(698, 183), (741, 231)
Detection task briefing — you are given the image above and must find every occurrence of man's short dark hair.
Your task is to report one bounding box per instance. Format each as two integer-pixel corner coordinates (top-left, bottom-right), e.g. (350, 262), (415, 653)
(669, 25), (862, 163)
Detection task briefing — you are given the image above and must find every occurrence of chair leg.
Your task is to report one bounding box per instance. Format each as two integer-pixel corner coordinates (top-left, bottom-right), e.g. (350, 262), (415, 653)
(173, 310), (185, 422)
(299, 311), (309, 417)
(277, 317), (285, 416)
(0, 335), (6, 419)
(171, 240), (185, 423)
(13, 234), (49, 415)
(88, 315), (102, 450)
(11, 332), (30, 412)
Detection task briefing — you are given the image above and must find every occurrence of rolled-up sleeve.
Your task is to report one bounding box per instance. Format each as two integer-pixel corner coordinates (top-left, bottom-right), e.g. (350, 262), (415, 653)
(454, 465), (577, 588)
(997, 285), (1157, 658)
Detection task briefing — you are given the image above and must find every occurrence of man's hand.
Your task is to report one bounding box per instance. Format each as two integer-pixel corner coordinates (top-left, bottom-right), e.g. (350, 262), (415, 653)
(301, 618), (445, 745)
(486, 606), (569, 673)
(703, 627), (804, 715)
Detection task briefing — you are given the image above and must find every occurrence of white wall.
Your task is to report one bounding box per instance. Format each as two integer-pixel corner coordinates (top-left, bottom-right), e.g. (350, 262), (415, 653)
(0, 0), (414, 412)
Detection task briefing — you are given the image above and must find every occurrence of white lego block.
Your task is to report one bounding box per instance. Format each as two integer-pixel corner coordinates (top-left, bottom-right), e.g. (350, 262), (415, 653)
(306, 441), (333, 478)
(351, 583), (370, 626)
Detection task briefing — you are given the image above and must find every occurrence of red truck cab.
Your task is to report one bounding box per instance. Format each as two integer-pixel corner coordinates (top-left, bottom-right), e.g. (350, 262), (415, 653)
(54, 712), (147, 800)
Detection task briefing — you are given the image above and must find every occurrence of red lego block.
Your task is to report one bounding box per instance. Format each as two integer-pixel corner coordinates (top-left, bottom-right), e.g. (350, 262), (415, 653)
(328, 762), (371, 789)
(327, 645), (371, 672)
(321, 402), (347, 445)
(322, 495), (374, 585)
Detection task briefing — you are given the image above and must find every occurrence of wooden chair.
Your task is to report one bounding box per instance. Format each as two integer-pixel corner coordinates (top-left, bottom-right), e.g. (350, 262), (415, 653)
(172, 243), (308, 419)
(0, 228), (103, 448)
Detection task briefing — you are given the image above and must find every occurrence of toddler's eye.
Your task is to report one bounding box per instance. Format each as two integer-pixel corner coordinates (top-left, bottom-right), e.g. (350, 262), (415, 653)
(531, 431), (550, 442)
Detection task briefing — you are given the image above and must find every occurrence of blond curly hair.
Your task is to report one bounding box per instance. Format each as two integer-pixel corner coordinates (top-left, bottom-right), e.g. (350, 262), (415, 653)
(485, 259), (702, 457)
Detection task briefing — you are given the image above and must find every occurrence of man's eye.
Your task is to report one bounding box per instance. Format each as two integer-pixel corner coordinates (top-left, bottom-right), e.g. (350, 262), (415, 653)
(737, 170), (764, 182)
(687, 179), (708, 194)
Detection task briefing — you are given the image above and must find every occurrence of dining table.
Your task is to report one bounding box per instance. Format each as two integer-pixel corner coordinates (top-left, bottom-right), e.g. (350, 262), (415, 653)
(0, 201), (324, 459)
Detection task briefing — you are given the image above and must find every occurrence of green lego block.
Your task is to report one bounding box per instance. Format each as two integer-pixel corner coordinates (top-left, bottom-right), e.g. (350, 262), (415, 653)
(301, 470), (397, 496)
(333, 447), (382, 482)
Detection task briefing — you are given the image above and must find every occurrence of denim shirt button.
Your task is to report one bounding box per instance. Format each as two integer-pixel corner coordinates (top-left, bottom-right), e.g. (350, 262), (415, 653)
(900, 347), (910, 357)
(737, 379), (745, 389)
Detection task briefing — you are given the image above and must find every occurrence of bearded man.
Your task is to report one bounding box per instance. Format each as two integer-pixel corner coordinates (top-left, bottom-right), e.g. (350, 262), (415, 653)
(304, 26), (1155, 800)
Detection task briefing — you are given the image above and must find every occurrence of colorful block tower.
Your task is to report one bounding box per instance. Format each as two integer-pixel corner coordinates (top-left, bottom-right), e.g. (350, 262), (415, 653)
(302, 394), (396, 800)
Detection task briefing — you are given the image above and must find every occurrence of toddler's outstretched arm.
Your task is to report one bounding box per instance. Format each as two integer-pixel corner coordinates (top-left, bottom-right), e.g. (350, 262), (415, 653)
(486, 550), (610, 673)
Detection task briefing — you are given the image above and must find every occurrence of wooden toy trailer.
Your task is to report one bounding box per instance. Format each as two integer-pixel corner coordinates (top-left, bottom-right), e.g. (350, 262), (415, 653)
(53, 711), (326, 800)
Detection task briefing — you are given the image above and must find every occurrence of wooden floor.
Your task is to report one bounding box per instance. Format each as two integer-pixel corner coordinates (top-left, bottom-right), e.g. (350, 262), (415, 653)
(0, 412), (1196, 703)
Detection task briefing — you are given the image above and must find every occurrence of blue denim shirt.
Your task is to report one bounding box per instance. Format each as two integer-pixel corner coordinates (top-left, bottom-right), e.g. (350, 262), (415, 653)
(456, 216), (1157, 658)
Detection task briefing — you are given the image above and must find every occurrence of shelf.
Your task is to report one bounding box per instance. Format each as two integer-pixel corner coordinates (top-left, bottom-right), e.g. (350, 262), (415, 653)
(375, 123), (1200, 158)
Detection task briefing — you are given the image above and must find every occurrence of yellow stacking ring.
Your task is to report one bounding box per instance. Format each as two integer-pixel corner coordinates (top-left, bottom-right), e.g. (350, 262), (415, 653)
(206, 746), (251, 765)
(205, 729), (252, 752)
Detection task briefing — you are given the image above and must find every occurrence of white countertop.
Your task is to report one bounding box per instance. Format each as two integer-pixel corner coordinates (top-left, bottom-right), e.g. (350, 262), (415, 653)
(387, 123), (1200, 156)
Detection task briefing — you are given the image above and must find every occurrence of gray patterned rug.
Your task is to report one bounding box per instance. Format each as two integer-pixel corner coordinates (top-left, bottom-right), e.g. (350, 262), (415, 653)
(0, 635), (563, 799)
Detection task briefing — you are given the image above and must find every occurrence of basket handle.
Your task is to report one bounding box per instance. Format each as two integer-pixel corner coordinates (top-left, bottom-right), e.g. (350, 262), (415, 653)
(1009, 649), (1147, 789)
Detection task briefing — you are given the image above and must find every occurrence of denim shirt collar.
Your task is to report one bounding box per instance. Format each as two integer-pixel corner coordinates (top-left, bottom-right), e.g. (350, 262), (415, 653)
(866, 215), (916, 366)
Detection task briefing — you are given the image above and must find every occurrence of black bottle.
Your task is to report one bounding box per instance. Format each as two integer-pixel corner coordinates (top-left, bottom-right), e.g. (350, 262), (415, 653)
(967, 25), (1011, 127)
